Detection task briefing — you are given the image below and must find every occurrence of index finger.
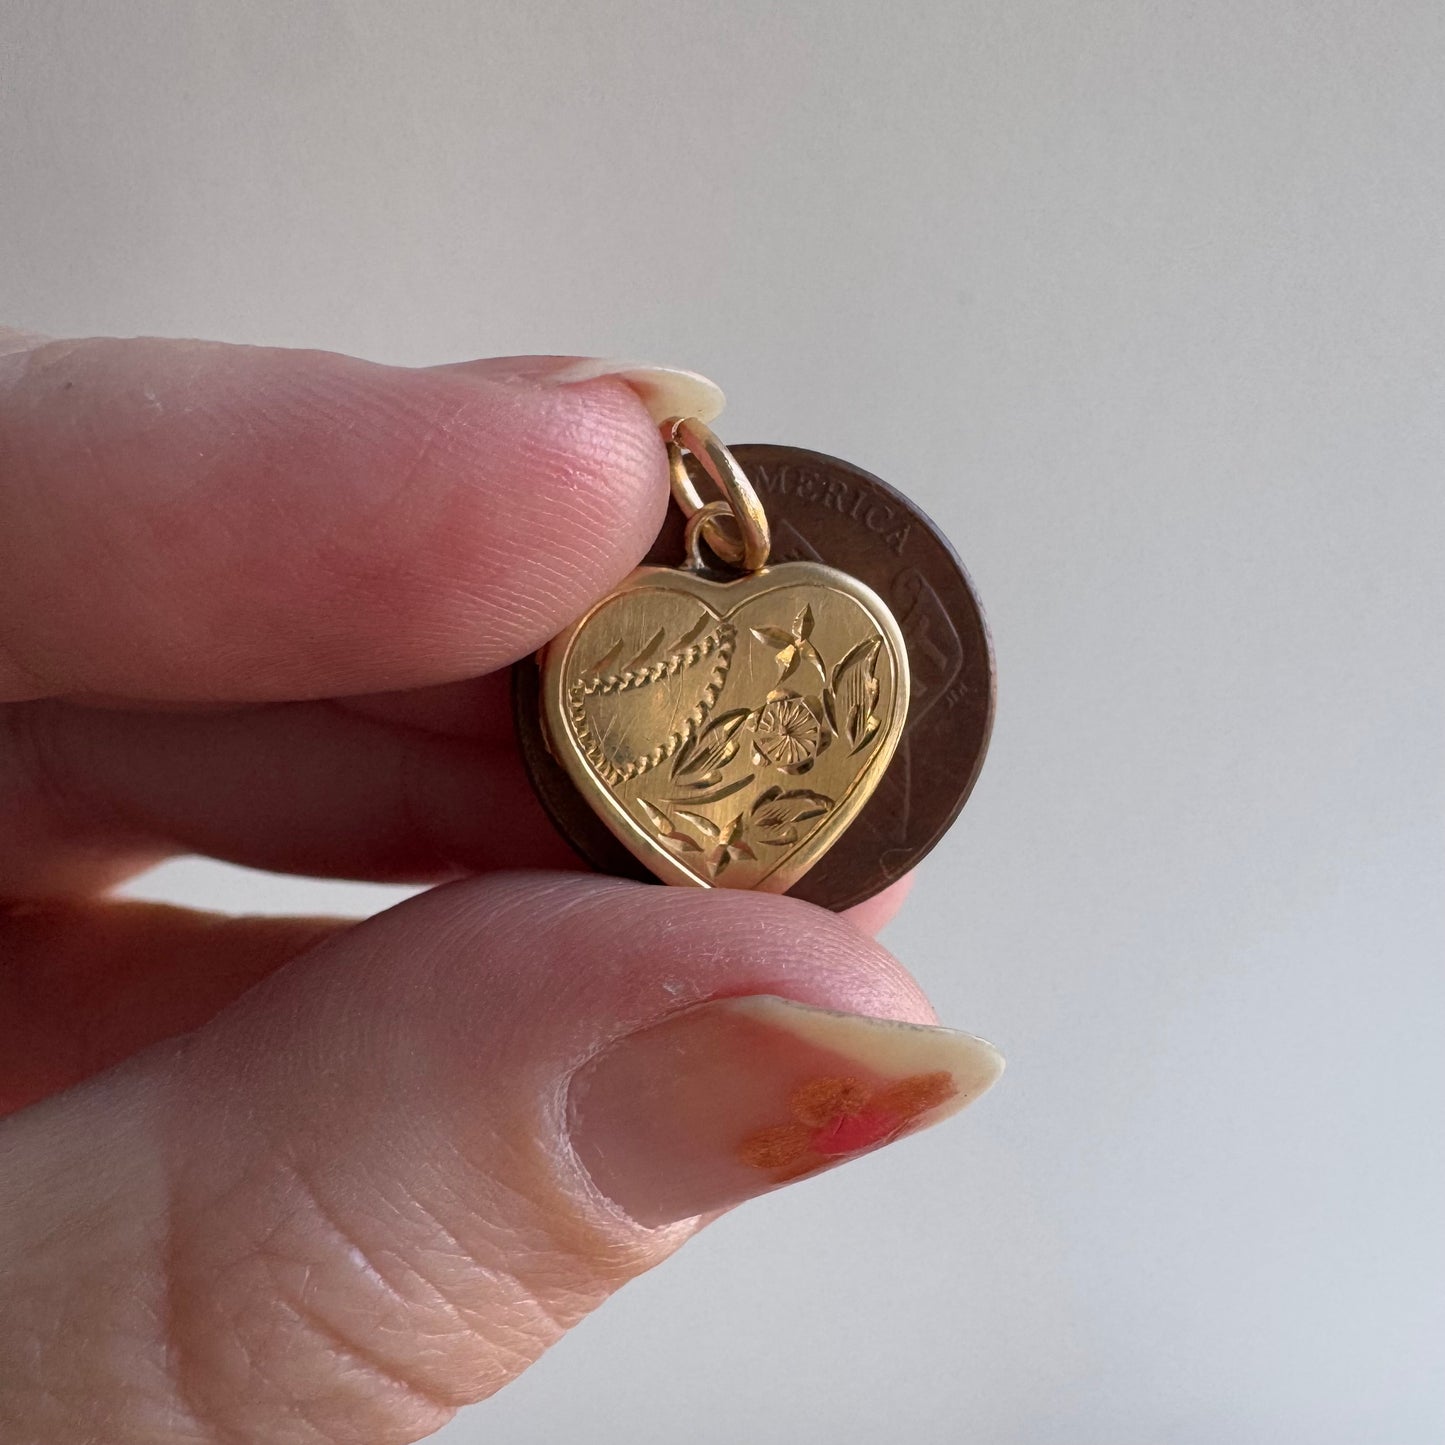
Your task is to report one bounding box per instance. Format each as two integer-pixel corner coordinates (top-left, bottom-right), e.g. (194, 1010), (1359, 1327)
(0, 336), (721, 702)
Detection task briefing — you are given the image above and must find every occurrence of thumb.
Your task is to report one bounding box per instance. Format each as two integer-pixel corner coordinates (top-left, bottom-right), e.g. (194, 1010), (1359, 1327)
(0, 874), (1002, 1445)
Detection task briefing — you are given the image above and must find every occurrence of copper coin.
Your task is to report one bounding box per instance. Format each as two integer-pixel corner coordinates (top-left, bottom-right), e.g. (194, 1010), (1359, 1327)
(512, 444), (995, 911)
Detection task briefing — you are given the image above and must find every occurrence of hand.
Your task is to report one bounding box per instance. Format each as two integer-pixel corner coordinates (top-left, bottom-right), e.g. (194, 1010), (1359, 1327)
(0, 333), (1002, 1444)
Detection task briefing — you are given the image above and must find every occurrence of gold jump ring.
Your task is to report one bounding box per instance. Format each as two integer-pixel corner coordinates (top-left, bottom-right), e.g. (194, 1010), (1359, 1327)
(664, 416), (771, 573)
(682, 500), (738, 571)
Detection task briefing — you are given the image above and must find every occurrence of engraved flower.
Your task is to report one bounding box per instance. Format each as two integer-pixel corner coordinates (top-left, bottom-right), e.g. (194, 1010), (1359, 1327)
(752, 696), (822, 769)
(750, 604), (823, 687)
(704, 814), (756, 879)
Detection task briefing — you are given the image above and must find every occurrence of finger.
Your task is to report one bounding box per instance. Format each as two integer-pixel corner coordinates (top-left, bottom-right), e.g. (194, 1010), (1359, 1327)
(0, 878), (916, 1109)
(0, 338), (721, 702)
(2, 697), (574, 897)
(3, 699), (916, 910)
(0, 327), (49, 357)
(0, 875), (1002, 1444)
(334, 672), (516, 742)
(844, 873), (915, 936)
(432, 354), (726, 422)
(0, 898), (342, 1115)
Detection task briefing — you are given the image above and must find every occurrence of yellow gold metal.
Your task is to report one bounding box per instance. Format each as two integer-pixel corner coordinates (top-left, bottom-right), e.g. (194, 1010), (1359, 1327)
(541, 558), (911, 893)
(540, 415), (912, 894)
(664, 416), (771, 572)
(683, 500), (736, 570)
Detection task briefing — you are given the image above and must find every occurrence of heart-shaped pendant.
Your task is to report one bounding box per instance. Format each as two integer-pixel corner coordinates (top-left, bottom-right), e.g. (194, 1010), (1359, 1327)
(539, 419), (911, 893)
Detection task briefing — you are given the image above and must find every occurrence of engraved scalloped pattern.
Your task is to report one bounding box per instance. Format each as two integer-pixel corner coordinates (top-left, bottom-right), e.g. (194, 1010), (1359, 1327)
(568, 622), (737, 785)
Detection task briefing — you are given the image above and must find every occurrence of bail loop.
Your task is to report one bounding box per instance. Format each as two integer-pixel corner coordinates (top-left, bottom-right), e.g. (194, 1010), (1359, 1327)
(664, 416), (771, 573)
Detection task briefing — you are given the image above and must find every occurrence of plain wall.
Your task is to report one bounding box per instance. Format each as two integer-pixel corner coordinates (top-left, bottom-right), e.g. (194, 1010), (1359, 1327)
(2, 3), (1441, 1441)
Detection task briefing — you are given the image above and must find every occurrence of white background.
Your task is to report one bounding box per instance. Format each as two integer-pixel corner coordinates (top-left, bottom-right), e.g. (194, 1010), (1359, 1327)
(3, 3), (1442, 1441)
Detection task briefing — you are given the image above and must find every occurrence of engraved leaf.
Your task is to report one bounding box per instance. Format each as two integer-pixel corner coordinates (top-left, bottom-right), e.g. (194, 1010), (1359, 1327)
(673, 707), (751, 778)
(673, 809), (723, 839)
(794, 604), (814, 640)
(588, 639), (623, 677)
(625, 628), (665, 671)
(663, 774), (755, 806)
(829, 635), (882, 753)
(637, 798), (670, 831)
(821, 687), (839, 734)
(750, 625), (796, 650)
(669, 727), (699, 776)
(750, 786), (833, 846)
(637, 797), (704, 854)
(676, 612), (712, 649)
(805, 694), (833, 753)
(674, 771), (724, 791)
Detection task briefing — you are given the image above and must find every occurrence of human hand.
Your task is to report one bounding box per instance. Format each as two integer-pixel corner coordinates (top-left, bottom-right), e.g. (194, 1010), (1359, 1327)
(0, 332), (1002, 1444)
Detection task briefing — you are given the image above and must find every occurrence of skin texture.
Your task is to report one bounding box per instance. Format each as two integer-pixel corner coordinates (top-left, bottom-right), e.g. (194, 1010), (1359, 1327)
(0, 332), (954, 1445)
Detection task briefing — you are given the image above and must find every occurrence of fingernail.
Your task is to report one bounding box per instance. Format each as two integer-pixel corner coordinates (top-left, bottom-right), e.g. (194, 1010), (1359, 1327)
(452, 355), (725, 425)
(567, 995), (1004, 1227)
(0, 327), (53, 360)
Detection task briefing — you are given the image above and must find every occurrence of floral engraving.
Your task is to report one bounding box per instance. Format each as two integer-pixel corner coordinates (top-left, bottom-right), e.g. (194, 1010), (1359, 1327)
(636, 802), (759, 879)
(573, 585), (895, 885)
(749, 786), (834, 846)
(637, 798), (703, 855)
(752, 696), (823, 770)
(749, 603), (822, 688)
(630, 612), (886, 866)
(825, 636), (882, 754)
(701, 814), (757, 879)
(670, 707), (752, 785)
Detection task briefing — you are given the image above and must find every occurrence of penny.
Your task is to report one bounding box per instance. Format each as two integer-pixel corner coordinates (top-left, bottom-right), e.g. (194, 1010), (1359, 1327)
(512, 444), (996, 911)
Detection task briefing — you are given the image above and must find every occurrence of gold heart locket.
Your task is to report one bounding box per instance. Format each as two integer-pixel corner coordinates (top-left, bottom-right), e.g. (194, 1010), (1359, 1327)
(538, 418), (912, 894)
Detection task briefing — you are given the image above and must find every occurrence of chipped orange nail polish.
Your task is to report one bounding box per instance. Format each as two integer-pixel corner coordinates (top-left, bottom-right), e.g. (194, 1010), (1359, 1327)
(567, 996), (1003, 1227)
(738, 1069), (958, 1181)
